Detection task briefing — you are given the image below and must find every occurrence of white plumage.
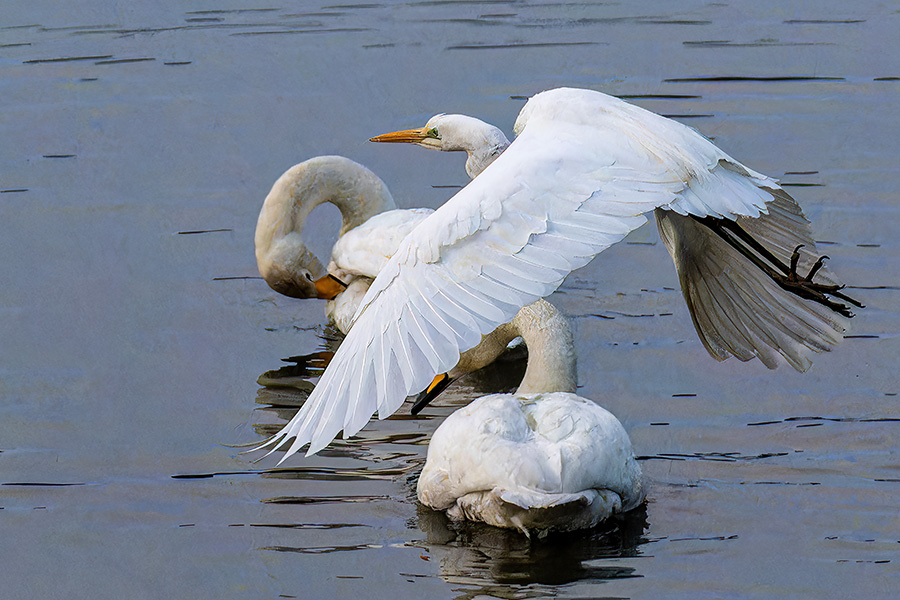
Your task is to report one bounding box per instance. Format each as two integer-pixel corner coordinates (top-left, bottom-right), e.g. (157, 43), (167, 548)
(419, 393), (644, 536)
(417, 299), (643, 536)
(258, 87), (855, 461)
(254, 155), (432, 333)
(323, 207), (432, 332)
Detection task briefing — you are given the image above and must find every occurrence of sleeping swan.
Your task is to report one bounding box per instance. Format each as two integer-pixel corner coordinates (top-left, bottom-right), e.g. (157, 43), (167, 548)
(416, 299), (645, 537)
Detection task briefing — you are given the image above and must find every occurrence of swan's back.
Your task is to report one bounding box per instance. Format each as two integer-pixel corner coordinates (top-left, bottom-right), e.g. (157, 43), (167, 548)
(329, 208), (434, 280)
(417, 392), (644, 535)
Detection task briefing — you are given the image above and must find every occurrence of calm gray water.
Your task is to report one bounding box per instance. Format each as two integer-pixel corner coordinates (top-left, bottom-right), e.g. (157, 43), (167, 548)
(1, 1), (898, 598)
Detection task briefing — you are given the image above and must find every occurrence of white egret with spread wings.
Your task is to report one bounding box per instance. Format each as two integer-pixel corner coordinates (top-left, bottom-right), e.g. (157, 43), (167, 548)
(257, 87), (860, 461)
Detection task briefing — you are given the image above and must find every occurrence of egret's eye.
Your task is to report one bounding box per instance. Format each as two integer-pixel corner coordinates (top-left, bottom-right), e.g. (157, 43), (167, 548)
(426, 128), (439, 139)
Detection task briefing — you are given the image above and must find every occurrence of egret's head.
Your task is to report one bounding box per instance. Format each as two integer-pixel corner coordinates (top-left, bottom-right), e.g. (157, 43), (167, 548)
(370, 114), (507, 152)
(369, 114), (445, 150)
(370, 114), (510, 178)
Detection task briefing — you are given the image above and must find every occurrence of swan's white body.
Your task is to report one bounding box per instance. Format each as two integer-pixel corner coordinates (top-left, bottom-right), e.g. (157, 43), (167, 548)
(259, 87), (852, 461)
(324, 208), (433, 332)
(419, 393), (643, 535)
(417, 299), (644, 536)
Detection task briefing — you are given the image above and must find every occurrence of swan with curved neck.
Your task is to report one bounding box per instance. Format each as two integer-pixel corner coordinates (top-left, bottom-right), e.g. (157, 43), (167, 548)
(255, 155), (438, 334)
(255, 155), (398, 300)
(417, 299), (645, 536)
(257, 116), (511, 333)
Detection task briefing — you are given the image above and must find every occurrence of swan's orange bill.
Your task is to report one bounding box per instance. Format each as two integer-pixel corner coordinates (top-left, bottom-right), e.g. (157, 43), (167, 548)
(314, 274), (347, 300)
(411, 372), (452, 415)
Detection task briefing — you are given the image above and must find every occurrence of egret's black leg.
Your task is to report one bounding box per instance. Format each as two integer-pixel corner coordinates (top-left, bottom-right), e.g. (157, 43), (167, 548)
(789, 244), (803, 279)
(691, 215), (863, 317)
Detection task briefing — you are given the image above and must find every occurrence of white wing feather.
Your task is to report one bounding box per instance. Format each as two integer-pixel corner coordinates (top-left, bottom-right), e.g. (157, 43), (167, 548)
(260, 88), (801, 460)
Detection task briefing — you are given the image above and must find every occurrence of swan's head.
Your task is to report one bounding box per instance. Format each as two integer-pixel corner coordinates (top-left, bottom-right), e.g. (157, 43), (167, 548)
(263, 264), (319, 299)
(370, 114), (510, 178)
(256, 233), (348, 300)
(256, 234), (325, 299)
(254, 155), (393, 300)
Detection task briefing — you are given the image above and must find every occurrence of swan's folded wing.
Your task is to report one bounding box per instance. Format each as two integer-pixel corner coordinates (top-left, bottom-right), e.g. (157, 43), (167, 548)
(329, 208), (434, 278)
(259, 88), (786, 460)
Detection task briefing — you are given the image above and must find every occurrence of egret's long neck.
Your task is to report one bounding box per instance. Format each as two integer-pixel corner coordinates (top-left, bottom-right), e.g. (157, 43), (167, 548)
(463, 128), (510, 179)
(512, 299), (578, 395)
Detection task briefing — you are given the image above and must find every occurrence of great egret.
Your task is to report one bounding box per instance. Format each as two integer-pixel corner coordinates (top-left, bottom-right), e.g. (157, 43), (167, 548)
(258, 87), (860, 461)
(370, 108), (859, 371)
(417, 299), (643, 536)
(370, 113), (510, 179)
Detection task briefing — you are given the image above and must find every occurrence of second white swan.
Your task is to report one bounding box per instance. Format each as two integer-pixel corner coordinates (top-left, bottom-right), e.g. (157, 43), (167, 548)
(417, 299), (645, 536)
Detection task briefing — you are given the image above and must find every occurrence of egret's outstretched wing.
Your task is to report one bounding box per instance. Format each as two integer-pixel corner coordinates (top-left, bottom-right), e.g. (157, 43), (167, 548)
(259, 88), (785, 460)
(657, 190), (849, 372)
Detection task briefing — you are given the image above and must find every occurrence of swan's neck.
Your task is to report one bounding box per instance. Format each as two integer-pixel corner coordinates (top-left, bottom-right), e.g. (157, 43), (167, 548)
(255, 156), (397, 297)
(455, 299), (577, 394)
(513, 300), (578, 395)
(279, 157), (397, 240)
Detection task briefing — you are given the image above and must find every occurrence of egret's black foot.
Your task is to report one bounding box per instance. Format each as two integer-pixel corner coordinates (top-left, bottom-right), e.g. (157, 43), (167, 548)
(775, 245), (863, 317)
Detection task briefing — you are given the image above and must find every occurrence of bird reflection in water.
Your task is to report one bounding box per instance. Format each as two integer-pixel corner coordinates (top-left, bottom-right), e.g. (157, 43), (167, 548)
(255, 324), (527, 413)
(415, 500), (649, 594)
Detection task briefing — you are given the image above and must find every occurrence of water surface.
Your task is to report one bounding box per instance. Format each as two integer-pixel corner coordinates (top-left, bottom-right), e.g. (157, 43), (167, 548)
(1, 1), (898, 598)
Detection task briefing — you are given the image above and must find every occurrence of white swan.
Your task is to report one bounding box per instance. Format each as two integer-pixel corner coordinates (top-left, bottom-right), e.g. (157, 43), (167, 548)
(259, 87), (860, 461)
(254, 155), (432, 333)
(257, 115), (512, 333)
(417, 300), (644, 536)
(320, 207), (432, 332)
